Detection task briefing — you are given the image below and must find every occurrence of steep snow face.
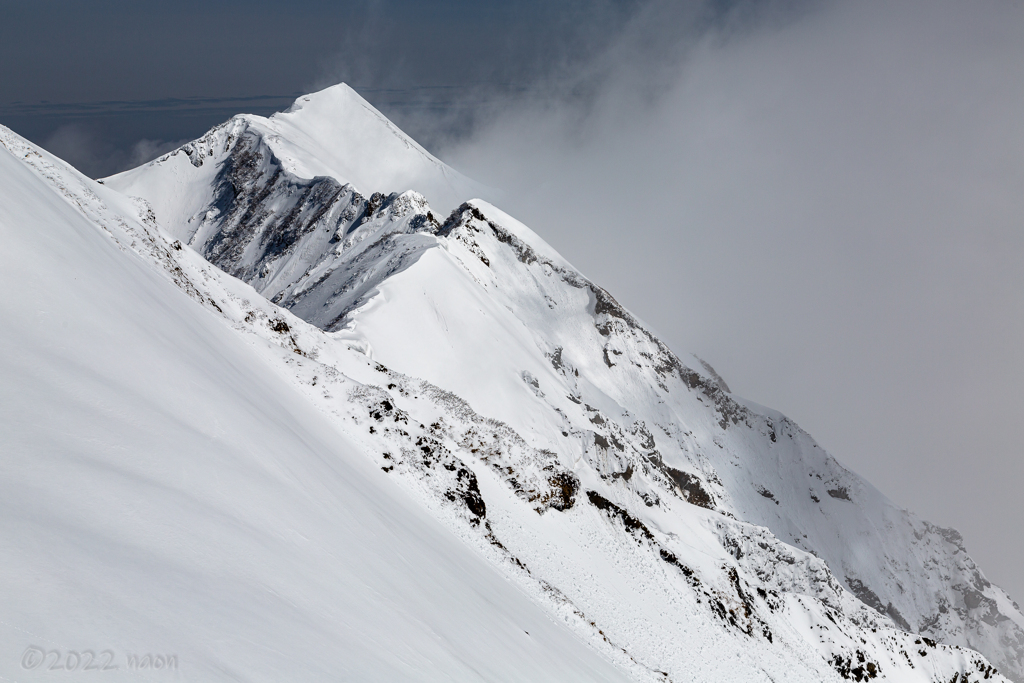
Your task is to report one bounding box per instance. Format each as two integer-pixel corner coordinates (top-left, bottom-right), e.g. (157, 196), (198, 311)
(104, 83), (484, 216)
(4, 123), (1009, 683)
(0, 127), (639, 683)
(96, 85), (1024, 683)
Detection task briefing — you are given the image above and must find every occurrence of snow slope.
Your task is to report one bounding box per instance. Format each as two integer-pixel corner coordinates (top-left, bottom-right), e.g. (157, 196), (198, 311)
(0, 128), (631, 683)
(96, 83), (1024, 682)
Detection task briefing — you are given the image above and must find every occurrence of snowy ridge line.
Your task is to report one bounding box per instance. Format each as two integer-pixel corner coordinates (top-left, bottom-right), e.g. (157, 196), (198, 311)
(438, 200), (749, 429)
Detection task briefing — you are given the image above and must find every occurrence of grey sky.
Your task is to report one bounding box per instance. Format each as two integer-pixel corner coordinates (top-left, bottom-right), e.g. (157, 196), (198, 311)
(443, 0), (1024, 602)
(4, 0), (1022, 602)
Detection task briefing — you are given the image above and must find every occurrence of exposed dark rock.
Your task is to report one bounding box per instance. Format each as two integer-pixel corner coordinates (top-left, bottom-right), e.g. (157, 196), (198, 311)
(586, 490), (654, 541)
(830, 651), (880, 681)
(828, 487), (851, 501)
(448, 465), (486, 520)
(663, 467), (715, 509)
(546, 471), (580, 511)
(847, 577), (912, 631)
(611, 463), (634, 482)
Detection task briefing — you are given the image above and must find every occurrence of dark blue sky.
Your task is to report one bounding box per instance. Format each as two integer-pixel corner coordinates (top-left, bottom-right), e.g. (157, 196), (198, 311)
(1, 0), (658, 176)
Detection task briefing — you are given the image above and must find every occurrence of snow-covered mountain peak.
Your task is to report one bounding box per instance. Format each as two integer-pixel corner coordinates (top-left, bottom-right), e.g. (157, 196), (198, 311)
(276, 82), (418, 151)
(105, 83), (485, 219)
(257, 83), (483, 210)
(281, 82), (363, 114)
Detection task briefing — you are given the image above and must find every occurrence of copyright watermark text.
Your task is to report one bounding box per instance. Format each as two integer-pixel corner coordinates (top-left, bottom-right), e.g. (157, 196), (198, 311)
(21, 647), (177, 672)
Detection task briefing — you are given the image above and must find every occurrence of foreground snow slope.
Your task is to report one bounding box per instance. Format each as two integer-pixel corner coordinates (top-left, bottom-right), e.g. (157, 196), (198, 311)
(0, 129), (634, 682)
(99, 83), (1024, 682)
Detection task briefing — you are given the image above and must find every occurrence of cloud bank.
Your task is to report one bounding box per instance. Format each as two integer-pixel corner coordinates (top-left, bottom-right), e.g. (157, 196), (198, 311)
(439, 0), (1024, 601)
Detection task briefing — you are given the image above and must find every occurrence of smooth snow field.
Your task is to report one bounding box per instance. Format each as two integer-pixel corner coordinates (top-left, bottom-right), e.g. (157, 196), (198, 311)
(0, 133), (630, 683)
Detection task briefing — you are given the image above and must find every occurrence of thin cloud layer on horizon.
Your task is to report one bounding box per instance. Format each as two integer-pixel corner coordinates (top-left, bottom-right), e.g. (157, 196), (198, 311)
(0, 0), (640, 177)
